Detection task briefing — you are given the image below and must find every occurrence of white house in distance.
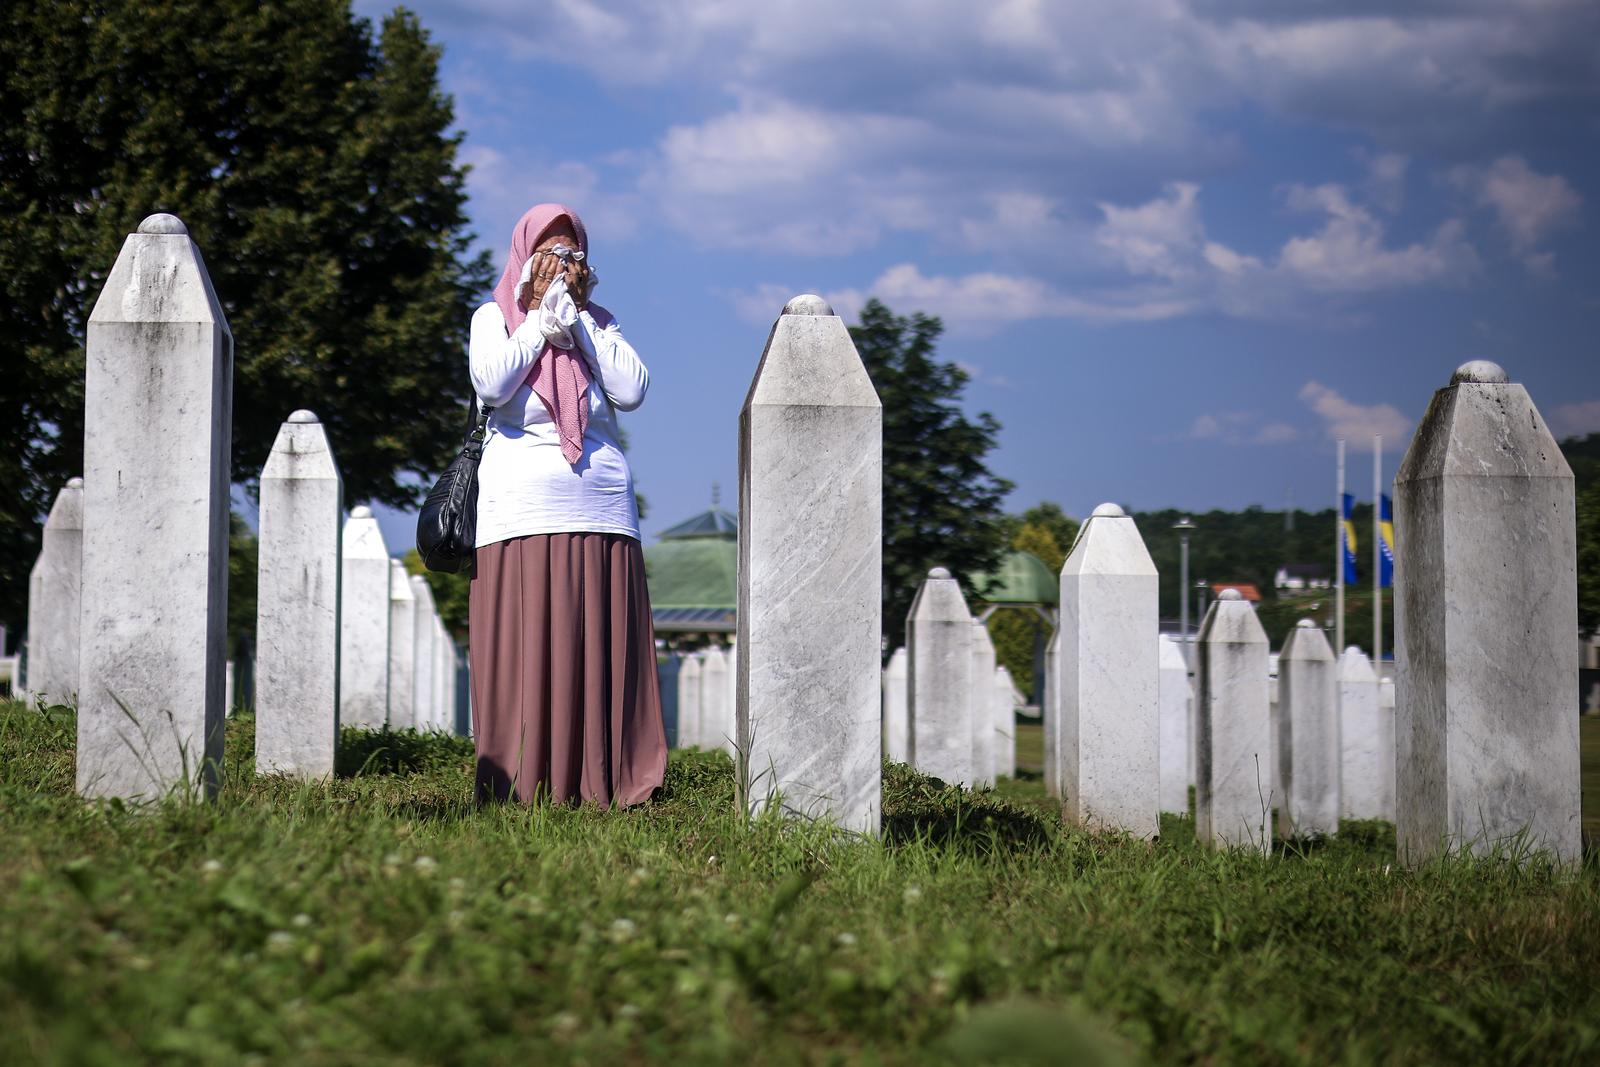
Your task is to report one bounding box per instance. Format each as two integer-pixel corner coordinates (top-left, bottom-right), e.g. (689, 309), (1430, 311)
(1274, 563), (1331, 593)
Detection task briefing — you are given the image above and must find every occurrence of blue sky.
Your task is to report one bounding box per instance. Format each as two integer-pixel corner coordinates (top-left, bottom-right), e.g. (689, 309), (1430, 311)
(348, 0), (1599, 551)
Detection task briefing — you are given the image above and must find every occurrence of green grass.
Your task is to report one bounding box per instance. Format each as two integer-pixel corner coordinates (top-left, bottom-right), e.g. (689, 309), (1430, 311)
(3, 702), (1598, 1065)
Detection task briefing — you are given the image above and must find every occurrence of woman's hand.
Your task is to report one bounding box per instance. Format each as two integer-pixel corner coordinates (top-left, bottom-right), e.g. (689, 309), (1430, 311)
(518, 224), (591, 311)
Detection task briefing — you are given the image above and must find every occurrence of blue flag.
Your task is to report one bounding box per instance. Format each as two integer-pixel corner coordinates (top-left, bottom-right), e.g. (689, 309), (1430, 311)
(1379, 494), (1395, 589)
(1341, 493), (1359, 585)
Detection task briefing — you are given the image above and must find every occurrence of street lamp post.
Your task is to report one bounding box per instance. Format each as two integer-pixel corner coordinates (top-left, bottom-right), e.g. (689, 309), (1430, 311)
(1196, 579), (1209, 628)
(1172, 517), (1195, 666)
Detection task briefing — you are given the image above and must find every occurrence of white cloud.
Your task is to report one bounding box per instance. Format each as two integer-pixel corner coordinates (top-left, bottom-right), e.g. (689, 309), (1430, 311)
(1277, 184), (1476, 291)
(1298, 381), (1412, 444)
(1451, 155), (1583, 273)
(1549, 400), (1600, 439)
(1183, 411), (1300, 446)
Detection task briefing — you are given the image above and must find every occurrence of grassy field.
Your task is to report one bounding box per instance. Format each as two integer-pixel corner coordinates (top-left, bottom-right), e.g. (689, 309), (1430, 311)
(3, 703), (1598, 1065)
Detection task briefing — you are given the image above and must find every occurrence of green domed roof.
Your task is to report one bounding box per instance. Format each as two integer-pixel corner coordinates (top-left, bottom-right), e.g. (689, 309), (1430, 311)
(645, 507), (738, 632)
(974, 549), (1059, 606)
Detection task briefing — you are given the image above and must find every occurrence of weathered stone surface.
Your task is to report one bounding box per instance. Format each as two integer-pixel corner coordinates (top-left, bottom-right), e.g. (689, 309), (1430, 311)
(969, 621), (998, 788)
(26, 478), (84, 707)
(1395, 360), (1580, 863)
(1277, 621), (1341, 838)
(78, 214), (232, 800)
(993, 665), (1017, 781)
(737, 295), (882, 835)
(1158, 634), (1192, 814)
(1195, 590), (1272, 853)
(386, 560), (417, 730)
(1043, 627), (1060, 798)
(677, 652), (703, 748)
(1337, 646), (1390, 822)
(255, 411), (342, 777)
(883, 647), (909, 763)
(339, 507), (390, 730)
(1057, 503), (1160, 837)
(409, 576), (437, 731)
(908, 568), (975, 786)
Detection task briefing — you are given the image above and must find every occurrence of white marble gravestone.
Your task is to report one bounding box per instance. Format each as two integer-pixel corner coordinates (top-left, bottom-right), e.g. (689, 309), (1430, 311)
(677, 652), (703, 749)
(1194, 589), (1272, 853)
(1378, 678), (1396, 822)
(409, 576), (437, 731)
(26, 477), (85, 707)
(1394, 360), (1580, 863)
(736, 295), (882, 836)
(1337, 646), (1389, 822)
(908, 568), (975, 785)
(1276, 621), (1341, 838)
(701, 646), (732, 752)
(724, 643), (740, 756)
(255, 411), (343, 776)
(78, 213), (232, 800)
(434, 617), (454, 734)
(1057, 503), (1160, 837)
(386, 560), (417, 730)
(338, 507), (390, 729)
(993, 665), (1017, 781)
(968, 621), (998, 788)
(1158, 634), (1192, 815)
(1043, 627), (1060, 799)
(883, 647), (909, 763)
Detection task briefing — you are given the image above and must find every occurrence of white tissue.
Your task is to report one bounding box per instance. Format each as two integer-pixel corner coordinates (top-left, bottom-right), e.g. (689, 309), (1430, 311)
(537, 276), (578, 350)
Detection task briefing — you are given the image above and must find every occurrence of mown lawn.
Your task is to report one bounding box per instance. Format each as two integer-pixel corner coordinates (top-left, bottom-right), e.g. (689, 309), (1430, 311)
(2, 701), (1597, 1065)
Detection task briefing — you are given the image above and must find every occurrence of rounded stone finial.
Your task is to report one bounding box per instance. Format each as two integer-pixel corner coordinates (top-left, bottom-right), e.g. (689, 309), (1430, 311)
(350, 505), (373, 519)
(783, 294), (834, 317)
(67, 476), (84, 489)
(1451, 360), (1508, 385)
(288, 409), (319, 424)
(1091, 502), (1125, 518)
(1219, 588), (1243, 602)
(137, 213), (188, 235)
(1296, 619), (1317, 629)
(1345, 645), (1362, 655)
(928, 566), (952, 580)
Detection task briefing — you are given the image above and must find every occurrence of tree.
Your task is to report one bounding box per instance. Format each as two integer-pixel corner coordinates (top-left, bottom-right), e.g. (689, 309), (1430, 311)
(850, 300), (1013, 651)
(1568, 435), (1600, 637)
(986, 504), (1078, 702)
(0, 0), (489, 636)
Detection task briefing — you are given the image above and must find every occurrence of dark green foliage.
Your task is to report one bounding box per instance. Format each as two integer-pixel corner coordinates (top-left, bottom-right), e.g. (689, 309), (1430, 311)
(3, 704), (1600, 1063)
(851, 300), (1013, 651)
(404, 547), (470, 641)
(1567, 435), (1600, 637)
(881, 760), (1054, 852)
(227, 513), (258, 659)
(0, 0), (490, 637)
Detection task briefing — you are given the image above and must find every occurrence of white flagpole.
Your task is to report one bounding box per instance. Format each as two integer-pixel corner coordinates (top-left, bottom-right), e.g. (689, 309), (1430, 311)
(1336, 438), (1346, 656)
(1374, 436), (1382, 668)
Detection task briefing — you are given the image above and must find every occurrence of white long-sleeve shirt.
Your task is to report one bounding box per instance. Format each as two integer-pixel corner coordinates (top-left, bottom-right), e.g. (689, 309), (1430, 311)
(468, 300), (648, 546)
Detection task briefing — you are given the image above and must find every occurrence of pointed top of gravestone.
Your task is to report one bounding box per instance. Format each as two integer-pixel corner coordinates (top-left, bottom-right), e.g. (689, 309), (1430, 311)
(1219, 588), (1242, 601)
(46, 477), (85, 531)
(342, 507), (388, 559)
(1338, 645), (1377, 682)
(138, 213), (188, 235)
(409, 573), (436, 610)
(67, 476), (83, 488)
(783, 294), (833, 316)
(1282, 619), (1334, 661)
(389, 558), (416, 601)
(1197, 588), (1268, 646)
(1091, 502), (1125, 518)
(1296, 618), (1317, 629)
(288, 409), (319, 424)
(929, 566), (952, 579)
(263, 413), (339, 484)
(1451, 360), (1508, 385)
(351, 505), (372, 519)
(1062, 501), (1156, 578)
(1345, 644), (1362, 655)
(908, 567), (972, 625)
(1158, 633), (1188, 670)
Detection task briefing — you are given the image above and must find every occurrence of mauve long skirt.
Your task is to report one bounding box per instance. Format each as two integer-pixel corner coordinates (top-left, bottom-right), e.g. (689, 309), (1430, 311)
(468, 532), (667, 807)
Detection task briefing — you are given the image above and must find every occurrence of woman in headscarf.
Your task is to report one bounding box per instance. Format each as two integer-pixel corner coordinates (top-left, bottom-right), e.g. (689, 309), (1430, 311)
(467, 203), (666, 806)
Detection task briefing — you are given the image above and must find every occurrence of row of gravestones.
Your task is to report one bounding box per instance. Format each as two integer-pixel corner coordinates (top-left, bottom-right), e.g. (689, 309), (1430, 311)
(24, 214), (463, 799)
(36, 214), (1582, 865)
(880, 603), (1020, 787)
(668, 646), (738, 755)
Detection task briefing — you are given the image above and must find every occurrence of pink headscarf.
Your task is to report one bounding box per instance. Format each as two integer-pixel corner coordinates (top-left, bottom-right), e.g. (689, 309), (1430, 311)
(491, 203), (592, 465)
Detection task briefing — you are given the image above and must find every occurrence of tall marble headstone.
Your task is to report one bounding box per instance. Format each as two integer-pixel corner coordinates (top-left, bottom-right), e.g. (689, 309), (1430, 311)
(26, 478), (85, 707)
(724, 643), (740, 756)
(78, 213), (232, 800)
(993, 665), (1017, 781)
(1395, 360), (1580, 863)
(883, 647), (909, 763)
(677, 652), (703, 749)
(433, 617), (453, 734)
(908, 568), (974, 786)
(701, 645), (732, 751)
(255, 411), (343, 776)
(339, 507), (390, 729)
(737, 295), (882, 836)
(1043, 627), (1060, 798)
(1276, 621), (1340, 838)
(387, 560), (417, 730)
(968, 621), (998, 788)
(1158, 634), (1192, 815)
(1337, 646), (1389, 822)
(1195, 589), (1272, 853)
(1379, 677), (1396, 822)
(1057, 503), (1160, 836)
(410, 576), (437, 731)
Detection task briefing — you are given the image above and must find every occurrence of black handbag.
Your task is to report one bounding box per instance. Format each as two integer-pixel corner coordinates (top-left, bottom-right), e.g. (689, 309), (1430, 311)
(416, 399), (492, 574)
